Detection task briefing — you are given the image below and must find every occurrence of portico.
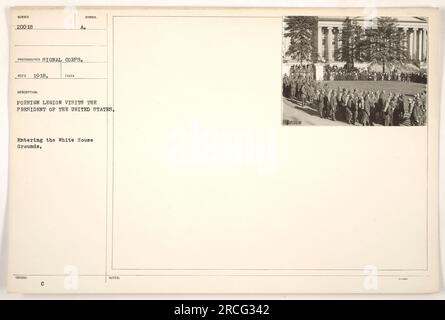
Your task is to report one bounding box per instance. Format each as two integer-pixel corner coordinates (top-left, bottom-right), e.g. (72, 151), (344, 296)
(316, 17), (427, 63)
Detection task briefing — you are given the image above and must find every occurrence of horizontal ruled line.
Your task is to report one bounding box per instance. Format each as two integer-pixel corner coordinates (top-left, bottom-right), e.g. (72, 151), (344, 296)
(111, 267), (429, 271)
(12, 274), (430, 278)
(15, 61), (107, 64)
(14, 77), (107, 80)
(15, 28), (106, 31)
(14, 44), (107, 47)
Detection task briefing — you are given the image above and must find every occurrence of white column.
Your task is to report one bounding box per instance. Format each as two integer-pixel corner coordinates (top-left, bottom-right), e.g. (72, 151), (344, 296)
(337, 28), (342, 62)
(422, 29), (427, 61)
(317, 26), (323, 60)
(411, 29), (415, 59)
(418, 29), (423, 61)
(399, 27), (403, 49)
(403, 27), (409, 57)
(408, 29), (413, 59)
(413, 28), (418, 60)
(327, 27), (333, 62)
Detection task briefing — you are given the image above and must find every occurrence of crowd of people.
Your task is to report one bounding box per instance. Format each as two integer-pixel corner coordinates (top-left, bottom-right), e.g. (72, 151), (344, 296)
(282, 70), (427, 126)
(323, 65), (427, 84)
(288, 64), (315, 81)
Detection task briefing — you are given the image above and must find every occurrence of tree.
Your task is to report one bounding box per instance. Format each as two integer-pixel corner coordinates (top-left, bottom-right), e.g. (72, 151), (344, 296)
(363, 17), (409, 73)
(337, 17), (365, 69)
(284, 16), (318, 63)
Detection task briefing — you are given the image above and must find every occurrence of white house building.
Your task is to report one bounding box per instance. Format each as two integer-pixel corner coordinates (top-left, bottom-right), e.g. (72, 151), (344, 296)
(283, 16), (428, 65)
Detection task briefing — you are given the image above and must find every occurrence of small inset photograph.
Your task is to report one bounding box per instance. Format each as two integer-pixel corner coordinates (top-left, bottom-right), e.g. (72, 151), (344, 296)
(282, 16), (428, 126)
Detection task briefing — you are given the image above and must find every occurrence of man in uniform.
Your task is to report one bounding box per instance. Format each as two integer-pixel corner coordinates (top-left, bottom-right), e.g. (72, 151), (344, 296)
(317, 90), (325, 118)
(362, 94), (371, 126)
(351, 93), (358, 125)
(330, 90), (337, 121)
(377, 90), (386, 125)
(323, 89), (329, 119)
(410, 97), (420, 126)
(345, 92), (353, 124)
(336, 90), (343, 121)
(282, 73), (289, 98)
(388, 97), (397, 126)
(383, 93), (392, 126)
(356, 94), (364, 125)
(290, 76), (297, 100)
(393, 94), (404, 126)
(369, 91), (377, 125)
(301, 83), (307, 107)
(308, 83), (315, 107)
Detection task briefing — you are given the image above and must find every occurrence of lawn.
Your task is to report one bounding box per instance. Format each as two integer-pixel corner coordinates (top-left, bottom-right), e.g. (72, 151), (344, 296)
(319, 81), (426, 97)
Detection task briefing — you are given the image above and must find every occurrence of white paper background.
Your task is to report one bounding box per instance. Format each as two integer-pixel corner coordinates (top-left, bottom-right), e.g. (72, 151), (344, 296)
(0, 0), (444, 299)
